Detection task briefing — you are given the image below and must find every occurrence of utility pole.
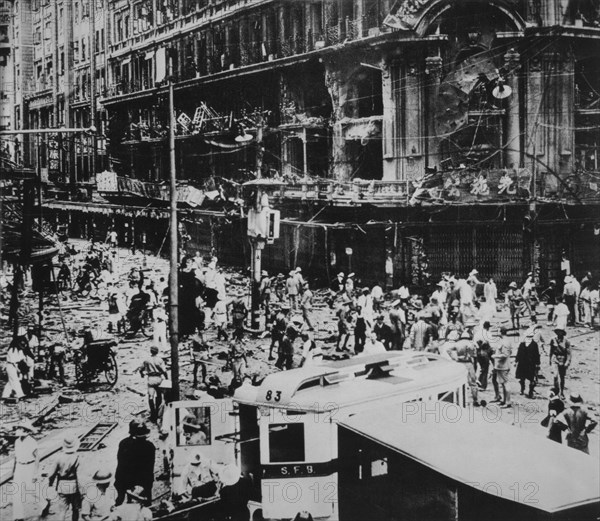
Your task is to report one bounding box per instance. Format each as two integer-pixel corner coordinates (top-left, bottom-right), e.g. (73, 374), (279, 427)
(168, 49), (180, 401)
(249, 117), (266, 330)
(89, 0), (97, 180)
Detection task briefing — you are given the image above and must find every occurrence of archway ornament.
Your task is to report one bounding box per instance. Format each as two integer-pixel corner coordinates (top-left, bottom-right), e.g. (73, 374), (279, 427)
(383, 0), (526, 36)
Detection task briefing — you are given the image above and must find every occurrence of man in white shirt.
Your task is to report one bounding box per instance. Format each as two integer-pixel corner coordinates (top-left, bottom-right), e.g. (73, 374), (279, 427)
(360, 332), (386, 356)
(554, 296), (570, 331)
(371, 284), (383, 313)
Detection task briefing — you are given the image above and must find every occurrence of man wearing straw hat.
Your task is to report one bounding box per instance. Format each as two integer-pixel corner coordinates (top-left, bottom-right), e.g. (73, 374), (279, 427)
(11, 420), (39, 521)
(48, 435), (81, 521)
(112, 486), (152, 521)
(81, 470), (113, 521)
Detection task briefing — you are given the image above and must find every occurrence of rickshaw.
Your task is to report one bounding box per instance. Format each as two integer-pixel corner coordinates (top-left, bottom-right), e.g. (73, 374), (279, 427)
(72, 336), (118, 387)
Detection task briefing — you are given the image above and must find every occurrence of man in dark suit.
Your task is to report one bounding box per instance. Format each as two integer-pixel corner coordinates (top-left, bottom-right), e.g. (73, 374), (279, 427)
(515, 331), (540, 398)
(114, 420), (155, 506)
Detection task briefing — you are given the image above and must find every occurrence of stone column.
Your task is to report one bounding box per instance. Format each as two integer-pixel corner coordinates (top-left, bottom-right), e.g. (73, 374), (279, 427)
(261, 10), (269, 58)
(277, 5), (287, 57)
(382, 61), (396, 180)
(525, 55), (544, 173)
(504, 48), (521, 169)
(425, 54), (443, 171)
(403, 60), (424, 180)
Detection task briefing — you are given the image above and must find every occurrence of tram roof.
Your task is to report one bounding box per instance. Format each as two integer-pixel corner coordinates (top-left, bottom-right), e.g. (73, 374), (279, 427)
(339, 400), (600, 514)
(234, 352), (466, 411)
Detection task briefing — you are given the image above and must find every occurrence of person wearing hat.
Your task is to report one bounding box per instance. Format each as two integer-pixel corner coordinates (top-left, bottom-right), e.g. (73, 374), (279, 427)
(491, 328), (512, 407)
(136, 345), (168, 423)
(11, 421), (39, 521)
(81, 470), (113, 521)
(388, 300), (406, 351)
(48, 435), (81, 521)
(540, 279), (558, 323)
(2, 334), (27, 401)
(515, 330), (541, 399)
(112, 486), (152, 521)
(183, 452), (218, 499)
(557, 394), (598, 454)
(286, 271), (301, 311)
(294, 267), (305, 292)
(218, 465), (252, 521)
(276, 317), (302, 370)
(505, 281), (525, 330)
(549, 328), (571, 399)
(328, 272), (346, 308)
(300, 281), (315, 331)
(114, 420), (155, 506)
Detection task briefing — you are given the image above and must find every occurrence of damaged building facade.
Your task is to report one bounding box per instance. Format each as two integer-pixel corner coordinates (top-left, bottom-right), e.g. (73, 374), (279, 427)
(8, 0), (600, 287)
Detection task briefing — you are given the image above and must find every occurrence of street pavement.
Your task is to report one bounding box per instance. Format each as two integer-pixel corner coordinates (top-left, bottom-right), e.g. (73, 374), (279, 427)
(0, 240), (598, 520)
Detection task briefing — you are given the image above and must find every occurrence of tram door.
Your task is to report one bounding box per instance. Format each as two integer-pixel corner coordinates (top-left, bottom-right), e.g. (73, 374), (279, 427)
(239, 404), (262, 502)
(164, 399), (236, 495)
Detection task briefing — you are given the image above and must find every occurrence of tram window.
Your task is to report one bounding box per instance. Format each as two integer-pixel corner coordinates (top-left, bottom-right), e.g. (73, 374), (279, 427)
(438, 391), (455, 404)
(269, 423), (305, 463)
(176, 407), (211, 447)
(371, 458), (388, 477)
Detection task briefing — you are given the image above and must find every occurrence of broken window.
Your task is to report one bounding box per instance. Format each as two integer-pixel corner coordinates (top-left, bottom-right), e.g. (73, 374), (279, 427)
(344, 67), (383, 119)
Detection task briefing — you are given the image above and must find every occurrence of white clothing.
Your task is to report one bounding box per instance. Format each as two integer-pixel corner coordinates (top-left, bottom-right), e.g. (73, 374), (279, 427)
(12, 436), (38, 520)
(3, 348), (25, 399)
(360, 339), (386, 356)
(301, 339), (323, 367)
(371, 286), (383, 300)
(484, 281), (497, 303)
(554, 303), (569, 330)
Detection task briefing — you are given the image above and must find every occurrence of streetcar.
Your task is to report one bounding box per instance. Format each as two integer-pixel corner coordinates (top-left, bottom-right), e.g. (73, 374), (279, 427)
(233, 351), (469, 520)
(338, 400), (600, 521)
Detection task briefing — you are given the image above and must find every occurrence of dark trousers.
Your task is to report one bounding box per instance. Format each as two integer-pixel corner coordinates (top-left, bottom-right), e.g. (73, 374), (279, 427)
(519, 377), (535, 396)
(275, 352), (293, 370)
(193, 361), (207, 388)
(564, 295), (576, 325)
(115, 483), (152, 506)
(477, 357), (490, 390)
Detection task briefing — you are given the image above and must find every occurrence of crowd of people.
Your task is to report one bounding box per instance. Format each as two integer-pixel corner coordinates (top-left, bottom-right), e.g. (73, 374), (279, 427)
(2, 230), (599, 520)
(10, 418), (251, 521)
